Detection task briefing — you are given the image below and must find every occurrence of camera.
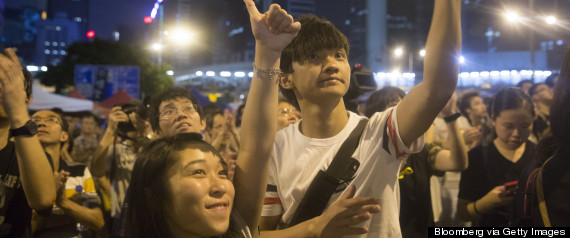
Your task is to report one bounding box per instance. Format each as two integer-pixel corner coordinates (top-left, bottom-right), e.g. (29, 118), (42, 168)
(117, 103), (137, 135)
(344, 64), (377, 101)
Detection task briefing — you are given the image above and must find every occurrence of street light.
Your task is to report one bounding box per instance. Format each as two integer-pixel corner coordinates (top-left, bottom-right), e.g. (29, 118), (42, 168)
(152, 43), (162, 51)
(394, 48), (404, 57)
(545, 16), (557, 25)
(419, 49), (426, 57)
(169, 28), (195, 46)
(504, 11), (522, 23)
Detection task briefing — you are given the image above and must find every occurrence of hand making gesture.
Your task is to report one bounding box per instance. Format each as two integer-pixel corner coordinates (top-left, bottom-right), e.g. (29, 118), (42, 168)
(244, 0), (301, 54)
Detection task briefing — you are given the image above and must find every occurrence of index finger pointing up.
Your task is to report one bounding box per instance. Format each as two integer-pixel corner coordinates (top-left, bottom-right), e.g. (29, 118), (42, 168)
(243, 0), (260, 17)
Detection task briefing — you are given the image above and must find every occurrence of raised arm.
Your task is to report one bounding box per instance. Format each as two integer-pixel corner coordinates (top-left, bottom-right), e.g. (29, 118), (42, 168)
(432, 93), (469, 171)
(91, 107), (128, 177)
(397, 0), (462, 146)
(234, 0), (300, 233)
(0, 48), (56, 210)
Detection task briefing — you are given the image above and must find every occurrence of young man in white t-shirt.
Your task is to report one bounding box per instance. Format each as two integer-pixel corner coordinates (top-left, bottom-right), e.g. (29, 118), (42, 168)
(253, 1), (462, 237)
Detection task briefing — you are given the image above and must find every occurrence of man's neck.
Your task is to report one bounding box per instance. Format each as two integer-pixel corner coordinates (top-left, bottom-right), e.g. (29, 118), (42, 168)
(44, 144), (61, 172)
(469, 114), (484, 127)
(0, 119), (10, 150)
(537, 103), (550, 117)
(298, 99), (349, 139)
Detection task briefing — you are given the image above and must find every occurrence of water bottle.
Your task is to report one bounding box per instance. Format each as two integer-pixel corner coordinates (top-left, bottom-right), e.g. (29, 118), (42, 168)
(74, 185), (89, 237)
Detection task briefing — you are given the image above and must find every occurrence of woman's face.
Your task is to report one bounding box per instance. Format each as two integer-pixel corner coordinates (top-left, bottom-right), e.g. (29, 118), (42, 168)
(166, 148), (235, 237)
(493, 108), (533, 150)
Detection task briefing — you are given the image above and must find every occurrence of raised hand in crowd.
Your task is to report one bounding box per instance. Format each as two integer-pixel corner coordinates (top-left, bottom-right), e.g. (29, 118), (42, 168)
(463, 126), (482, 149)
(0, 48), (56, 210)
(54, 170), (70, 207)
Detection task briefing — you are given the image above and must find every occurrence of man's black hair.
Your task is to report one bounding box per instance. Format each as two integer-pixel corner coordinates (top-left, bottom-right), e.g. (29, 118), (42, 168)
(516, 79), (533, 88)
(279, 14), (350, 109)
(457, 89), (481, 118)
(148, 87), (204, 133)
(528, 83), (546, 96)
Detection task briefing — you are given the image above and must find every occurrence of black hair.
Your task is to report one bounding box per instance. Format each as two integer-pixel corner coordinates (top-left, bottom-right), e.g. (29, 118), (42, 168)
(279, 14), (350, 109)
(235, 104), (245, 128)
(516, 79), (533, 89)
(457, 89), (481, 118)
(528, 83), (546, 96)
(544, 73), (559, 88)
(125, 133), (226, 238)
(364, 86), (405, 118)
(81, 111), (100, 126)
(551, 48), (570, 144)
(202, 104), (224, 132)
(22, 69), (33, 100)
(489, 87), (535, 120)
(149, 87), (204, 133)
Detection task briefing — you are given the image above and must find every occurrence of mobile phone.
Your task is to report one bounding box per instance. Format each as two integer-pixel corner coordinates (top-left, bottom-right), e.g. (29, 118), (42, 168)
(504, 181), (518, 190)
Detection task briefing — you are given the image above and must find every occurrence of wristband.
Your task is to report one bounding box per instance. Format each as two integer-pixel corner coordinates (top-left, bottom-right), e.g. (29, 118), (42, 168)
(473, 200), (481, 215)
(443, 112), (461, 123)
(253, 64), (280, 81)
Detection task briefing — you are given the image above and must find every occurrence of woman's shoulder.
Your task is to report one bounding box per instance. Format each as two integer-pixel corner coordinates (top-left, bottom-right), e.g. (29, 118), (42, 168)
(223, 210), (254, 238)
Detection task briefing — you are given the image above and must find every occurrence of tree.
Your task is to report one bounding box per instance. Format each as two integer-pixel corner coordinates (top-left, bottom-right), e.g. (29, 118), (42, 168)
(37, 38), (174, 96)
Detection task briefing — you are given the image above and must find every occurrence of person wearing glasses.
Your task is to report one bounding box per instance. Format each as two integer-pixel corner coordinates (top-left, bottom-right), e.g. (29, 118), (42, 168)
(148, 87), (206, 138)
(30, 110), (104, 237)
(276, 97), (300, 131)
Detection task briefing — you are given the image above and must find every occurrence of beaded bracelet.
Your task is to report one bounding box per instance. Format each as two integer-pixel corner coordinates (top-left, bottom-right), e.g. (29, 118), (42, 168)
(253, 64), (281, 81)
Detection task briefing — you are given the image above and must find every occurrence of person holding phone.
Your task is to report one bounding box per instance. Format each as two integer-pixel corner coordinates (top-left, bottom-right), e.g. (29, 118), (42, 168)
(457, 87), (536, 226)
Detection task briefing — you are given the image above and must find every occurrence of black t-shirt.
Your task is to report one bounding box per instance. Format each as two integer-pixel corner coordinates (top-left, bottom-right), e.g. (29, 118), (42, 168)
(399, 144), (444, 238)
(533, 115), (549, 141)
(0, 141), (53, 238)
(540, 145), (570, 226)
(459, 141), (536, 226)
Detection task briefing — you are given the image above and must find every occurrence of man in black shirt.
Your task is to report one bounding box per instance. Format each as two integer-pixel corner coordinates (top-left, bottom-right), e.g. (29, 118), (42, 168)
(0, 48), (56, 237)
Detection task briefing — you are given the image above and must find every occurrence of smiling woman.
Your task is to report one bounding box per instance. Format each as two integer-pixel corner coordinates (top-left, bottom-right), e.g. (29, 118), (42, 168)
(125, 133), (251, 238)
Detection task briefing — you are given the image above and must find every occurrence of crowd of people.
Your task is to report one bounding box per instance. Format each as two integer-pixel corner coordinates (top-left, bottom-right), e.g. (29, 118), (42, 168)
(0, 0), (568, 237)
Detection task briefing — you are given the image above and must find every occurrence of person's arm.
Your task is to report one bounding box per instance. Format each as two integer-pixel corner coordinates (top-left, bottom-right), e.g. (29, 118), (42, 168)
(260, 185), (380, 238)
(54, 169), (104, 230)
(396, 0), (461, 146)
(432, 93), (469, 171)
(59, 199), (105, 230)
(91, 107), (127, 177)
(457, 185), (515, 221)
(235, 1), (299, 232)
(0, 48), (56, 210)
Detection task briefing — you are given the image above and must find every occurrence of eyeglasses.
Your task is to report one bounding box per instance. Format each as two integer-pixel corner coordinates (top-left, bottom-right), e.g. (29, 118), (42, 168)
(278, 108), (299, 117)
(31, 116), (62, 125)
(159, 104), (199, 120)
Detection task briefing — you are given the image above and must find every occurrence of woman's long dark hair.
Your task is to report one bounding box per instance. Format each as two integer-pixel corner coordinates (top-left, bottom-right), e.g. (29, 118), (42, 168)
(551, 48), (570, 145)
(125, 133), (226, 238)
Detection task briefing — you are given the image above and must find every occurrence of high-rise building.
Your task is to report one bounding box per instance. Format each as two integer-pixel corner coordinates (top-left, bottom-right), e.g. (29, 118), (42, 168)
(34, 13), (80, 66)
(47, 0), (89, 41)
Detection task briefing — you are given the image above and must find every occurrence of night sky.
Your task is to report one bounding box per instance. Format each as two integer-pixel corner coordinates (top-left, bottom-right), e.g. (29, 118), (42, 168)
(89, 0), (156, 40)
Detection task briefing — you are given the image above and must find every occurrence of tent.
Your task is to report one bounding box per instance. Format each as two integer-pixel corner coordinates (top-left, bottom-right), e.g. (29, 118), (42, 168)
(99, 89), (135, 108)
(28, 85), (94, 112)
(68, 88), (88, 100)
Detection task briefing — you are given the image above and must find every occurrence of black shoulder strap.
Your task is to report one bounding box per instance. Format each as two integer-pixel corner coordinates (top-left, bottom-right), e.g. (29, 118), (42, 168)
(327, 118), (369, 181)
(288, 118), (368, 227)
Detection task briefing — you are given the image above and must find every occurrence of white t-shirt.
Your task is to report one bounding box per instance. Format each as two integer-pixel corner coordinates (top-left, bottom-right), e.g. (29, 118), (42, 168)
(432, 116), (470, 143)
(262, 106), (424, 237)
